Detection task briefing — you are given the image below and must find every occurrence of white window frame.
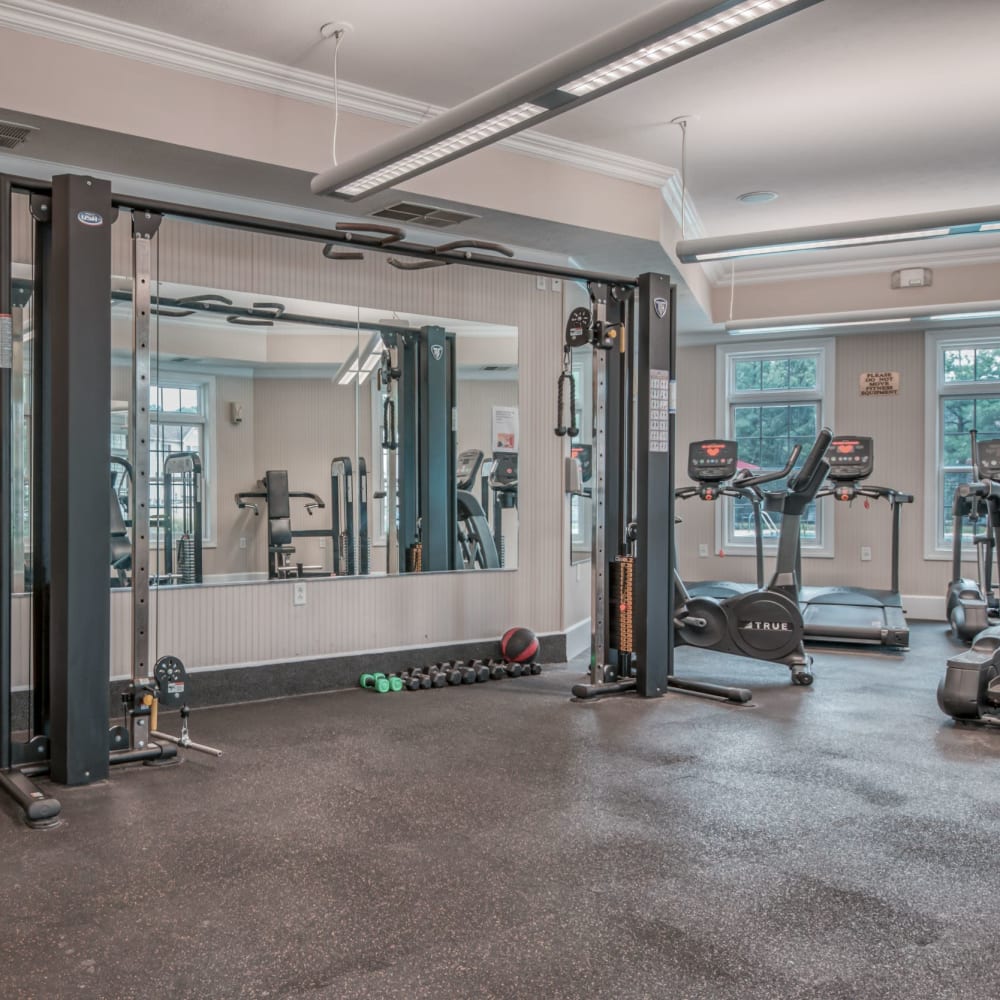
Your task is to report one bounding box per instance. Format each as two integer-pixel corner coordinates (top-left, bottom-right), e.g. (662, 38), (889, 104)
(923, 328), (1000, 560)
(715, 338), (836, 558)
(150, 370), (217, 548)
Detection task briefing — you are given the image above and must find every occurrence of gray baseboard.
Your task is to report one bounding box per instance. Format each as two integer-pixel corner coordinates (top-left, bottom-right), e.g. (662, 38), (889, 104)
(10, 633), (566, 728)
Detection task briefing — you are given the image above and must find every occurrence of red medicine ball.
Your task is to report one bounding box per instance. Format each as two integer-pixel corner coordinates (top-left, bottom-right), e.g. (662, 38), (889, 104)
(500, 626), (539, 664)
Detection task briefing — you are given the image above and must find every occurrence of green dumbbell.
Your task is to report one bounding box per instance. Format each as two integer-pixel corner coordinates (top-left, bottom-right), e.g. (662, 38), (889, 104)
(360, 673), (391, 693)
(387, 675), (404, 692)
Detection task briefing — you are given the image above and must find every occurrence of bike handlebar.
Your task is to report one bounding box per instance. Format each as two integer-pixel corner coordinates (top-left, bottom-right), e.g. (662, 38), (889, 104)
(790, 427), (834, 492)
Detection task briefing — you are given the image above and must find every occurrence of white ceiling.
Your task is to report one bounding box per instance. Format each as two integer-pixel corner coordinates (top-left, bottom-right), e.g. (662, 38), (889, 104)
(44, 0), (1000, 241)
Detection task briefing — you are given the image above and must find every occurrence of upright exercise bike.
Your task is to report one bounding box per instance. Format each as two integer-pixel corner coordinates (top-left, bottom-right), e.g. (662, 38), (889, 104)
(674, 428), (834, 687)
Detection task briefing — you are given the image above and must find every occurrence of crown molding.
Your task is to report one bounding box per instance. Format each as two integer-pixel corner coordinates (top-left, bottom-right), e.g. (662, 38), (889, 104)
(0, 0), (677, 192)
(714, 244), (1000, 286)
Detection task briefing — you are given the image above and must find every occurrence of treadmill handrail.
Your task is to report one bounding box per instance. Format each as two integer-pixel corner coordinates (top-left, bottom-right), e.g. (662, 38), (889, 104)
(816, 484), (914, 504)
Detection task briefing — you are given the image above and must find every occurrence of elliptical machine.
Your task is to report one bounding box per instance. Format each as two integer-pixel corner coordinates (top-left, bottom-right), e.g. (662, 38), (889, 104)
(945, 431), (1000, 641)
(674, 428), (834, 686)
(940, 434), (1000, 726)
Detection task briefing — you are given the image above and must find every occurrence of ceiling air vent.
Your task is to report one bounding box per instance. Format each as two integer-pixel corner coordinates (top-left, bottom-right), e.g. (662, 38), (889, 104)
(370, 201), (479, 229)
(0, 121), (37, 149)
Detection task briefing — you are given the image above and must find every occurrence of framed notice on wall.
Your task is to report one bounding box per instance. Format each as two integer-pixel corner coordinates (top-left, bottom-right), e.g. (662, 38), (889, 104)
(859, 371), (900, 397)
(492, 406), (519, 453)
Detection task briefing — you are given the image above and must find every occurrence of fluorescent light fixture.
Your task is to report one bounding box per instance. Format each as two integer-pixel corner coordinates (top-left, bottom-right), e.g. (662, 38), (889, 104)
(678, 205), (1000, 262)
(728, 318), (906, 336)
(312, 0), (825, 200)
(334, 333), (384, 385)
(928, 310), (1000, 322)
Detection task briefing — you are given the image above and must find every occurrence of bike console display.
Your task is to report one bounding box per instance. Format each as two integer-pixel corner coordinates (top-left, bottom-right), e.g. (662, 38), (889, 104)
(825, 436), (874, 482)
(687, 440), (738, 483)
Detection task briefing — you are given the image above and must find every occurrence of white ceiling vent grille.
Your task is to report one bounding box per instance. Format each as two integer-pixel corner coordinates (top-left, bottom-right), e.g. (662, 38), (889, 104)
(370, 201), (479, 229)
(0, 121), (37, 149)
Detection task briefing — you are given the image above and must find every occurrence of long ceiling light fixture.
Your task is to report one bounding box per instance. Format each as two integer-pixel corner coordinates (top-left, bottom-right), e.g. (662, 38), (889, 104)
(727, 318), (907, 336)
(311, 0), (825, 200)
(678, 205), (1000, 263)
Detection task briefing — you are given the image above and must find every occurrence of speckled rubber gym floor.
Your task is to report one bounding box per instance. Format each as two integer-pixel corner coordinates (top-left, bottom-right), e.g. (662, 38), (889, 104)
(2, 621), (998, 1000)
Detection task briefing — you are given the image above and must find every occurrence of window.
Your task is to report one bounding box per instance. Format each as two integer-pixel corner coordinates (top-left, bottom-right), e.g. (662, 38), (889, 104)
(926, 331), (1000, 555)
(151, 375), (214, 544)
(716, 340), (835, 556)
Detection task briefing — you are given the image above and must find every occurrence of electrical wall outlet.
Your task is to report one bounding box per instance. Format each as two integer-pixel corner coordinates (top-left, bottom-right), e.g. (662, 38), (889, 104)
(698, 543), (709, 558)
(536, 276), (547, 291)
(860, 546), (872, 562)
(239, 537), (247, 549)
(319, 538), (326, 549)
(293, 581), (307, 606)
(551, 278), (563, 292)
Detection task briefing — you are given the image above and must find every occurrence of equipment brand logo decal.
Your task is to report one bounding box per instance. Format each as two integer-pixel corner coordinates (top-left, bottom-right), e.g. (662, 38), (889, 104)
(430, 345), (444, 361)
(740, 621), (792, 632)
(77, 211), (103, 227)
(653, 298), (668, 319)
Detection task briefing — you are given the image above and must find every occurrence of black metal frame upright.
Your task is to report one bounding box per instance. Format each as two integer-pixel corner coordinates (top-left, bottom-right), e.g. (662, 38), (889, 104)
(397, 327), (459, 573)
(574, 274), (676, 699)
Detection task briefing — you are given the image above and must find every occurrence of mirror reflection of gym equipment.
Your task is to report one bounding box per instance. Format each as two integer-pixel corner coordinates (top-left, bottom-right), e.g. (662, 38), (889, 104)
(96, 268), (519, 588)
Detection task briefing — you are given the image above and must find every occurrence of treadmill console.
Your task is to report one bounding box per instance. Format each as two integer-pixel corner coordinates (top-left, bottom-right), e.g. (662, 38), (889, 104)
(826, 436), (874, 482)
(490, 452), (518, 493)
(571, 444), (593, 483)
(457, 448), (484, 491)
(977, 438), (1000, 480)
(688, 440), (738, 483)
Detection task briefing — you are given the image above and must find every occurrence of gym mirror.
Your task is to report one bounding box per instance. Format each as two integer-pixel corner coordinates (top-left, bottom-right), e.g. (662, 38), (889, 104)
(104, 218), (518, 589)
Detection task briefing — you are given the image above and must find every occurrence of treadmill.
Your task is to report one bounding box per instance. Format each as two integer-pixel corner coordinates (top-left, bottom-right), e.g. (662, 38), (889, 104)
(799, 435), (914, 648)
(676, 439), (767, 600)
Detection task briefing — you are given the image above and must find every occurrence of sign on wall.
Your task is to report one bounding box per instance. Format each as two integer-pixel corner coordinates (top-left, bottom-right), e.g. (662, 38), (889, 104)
(492, 406), (519, 452)
(859, 371), (900, 397)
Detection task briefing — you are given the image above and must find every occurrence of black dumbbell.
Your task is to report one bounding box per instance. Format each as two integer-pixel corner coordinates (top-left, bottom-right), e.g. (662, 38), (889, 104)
(466, 659), (491, 683)
(527, 663), (542, 675)
(487, 660), (508, 680)
(505, 661), (524, 678)
(452, 660), (477, 684)
(397, 671), (425, 690)
(435, 662), (463, 685)
(419, 666), (448, 688)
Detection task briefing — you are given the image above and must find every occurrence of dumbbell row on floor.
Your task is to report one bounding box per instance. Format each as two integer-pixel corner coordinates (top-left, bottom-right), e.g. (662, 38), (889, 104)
(360, 660), (542, 692)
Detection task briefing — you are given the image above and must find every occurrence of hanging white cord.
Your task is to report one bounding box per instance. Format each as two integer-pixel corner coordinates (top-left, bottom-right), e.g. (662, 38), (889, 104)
(331, 29), (345, 166)
(678, 118), (688, 240)
(729, 260), (736, 321)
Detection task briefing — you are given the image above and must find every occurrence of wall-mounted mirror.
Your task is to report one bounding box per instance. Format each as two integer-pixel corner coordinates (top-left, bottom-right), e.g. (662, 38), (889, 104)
(103, 218), (519, 588)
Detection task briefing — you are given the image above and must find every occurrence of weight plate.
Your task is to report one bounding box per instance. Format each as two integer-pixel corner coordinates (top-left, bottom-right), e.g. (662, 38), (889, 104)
(565, 307), (592, 348)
